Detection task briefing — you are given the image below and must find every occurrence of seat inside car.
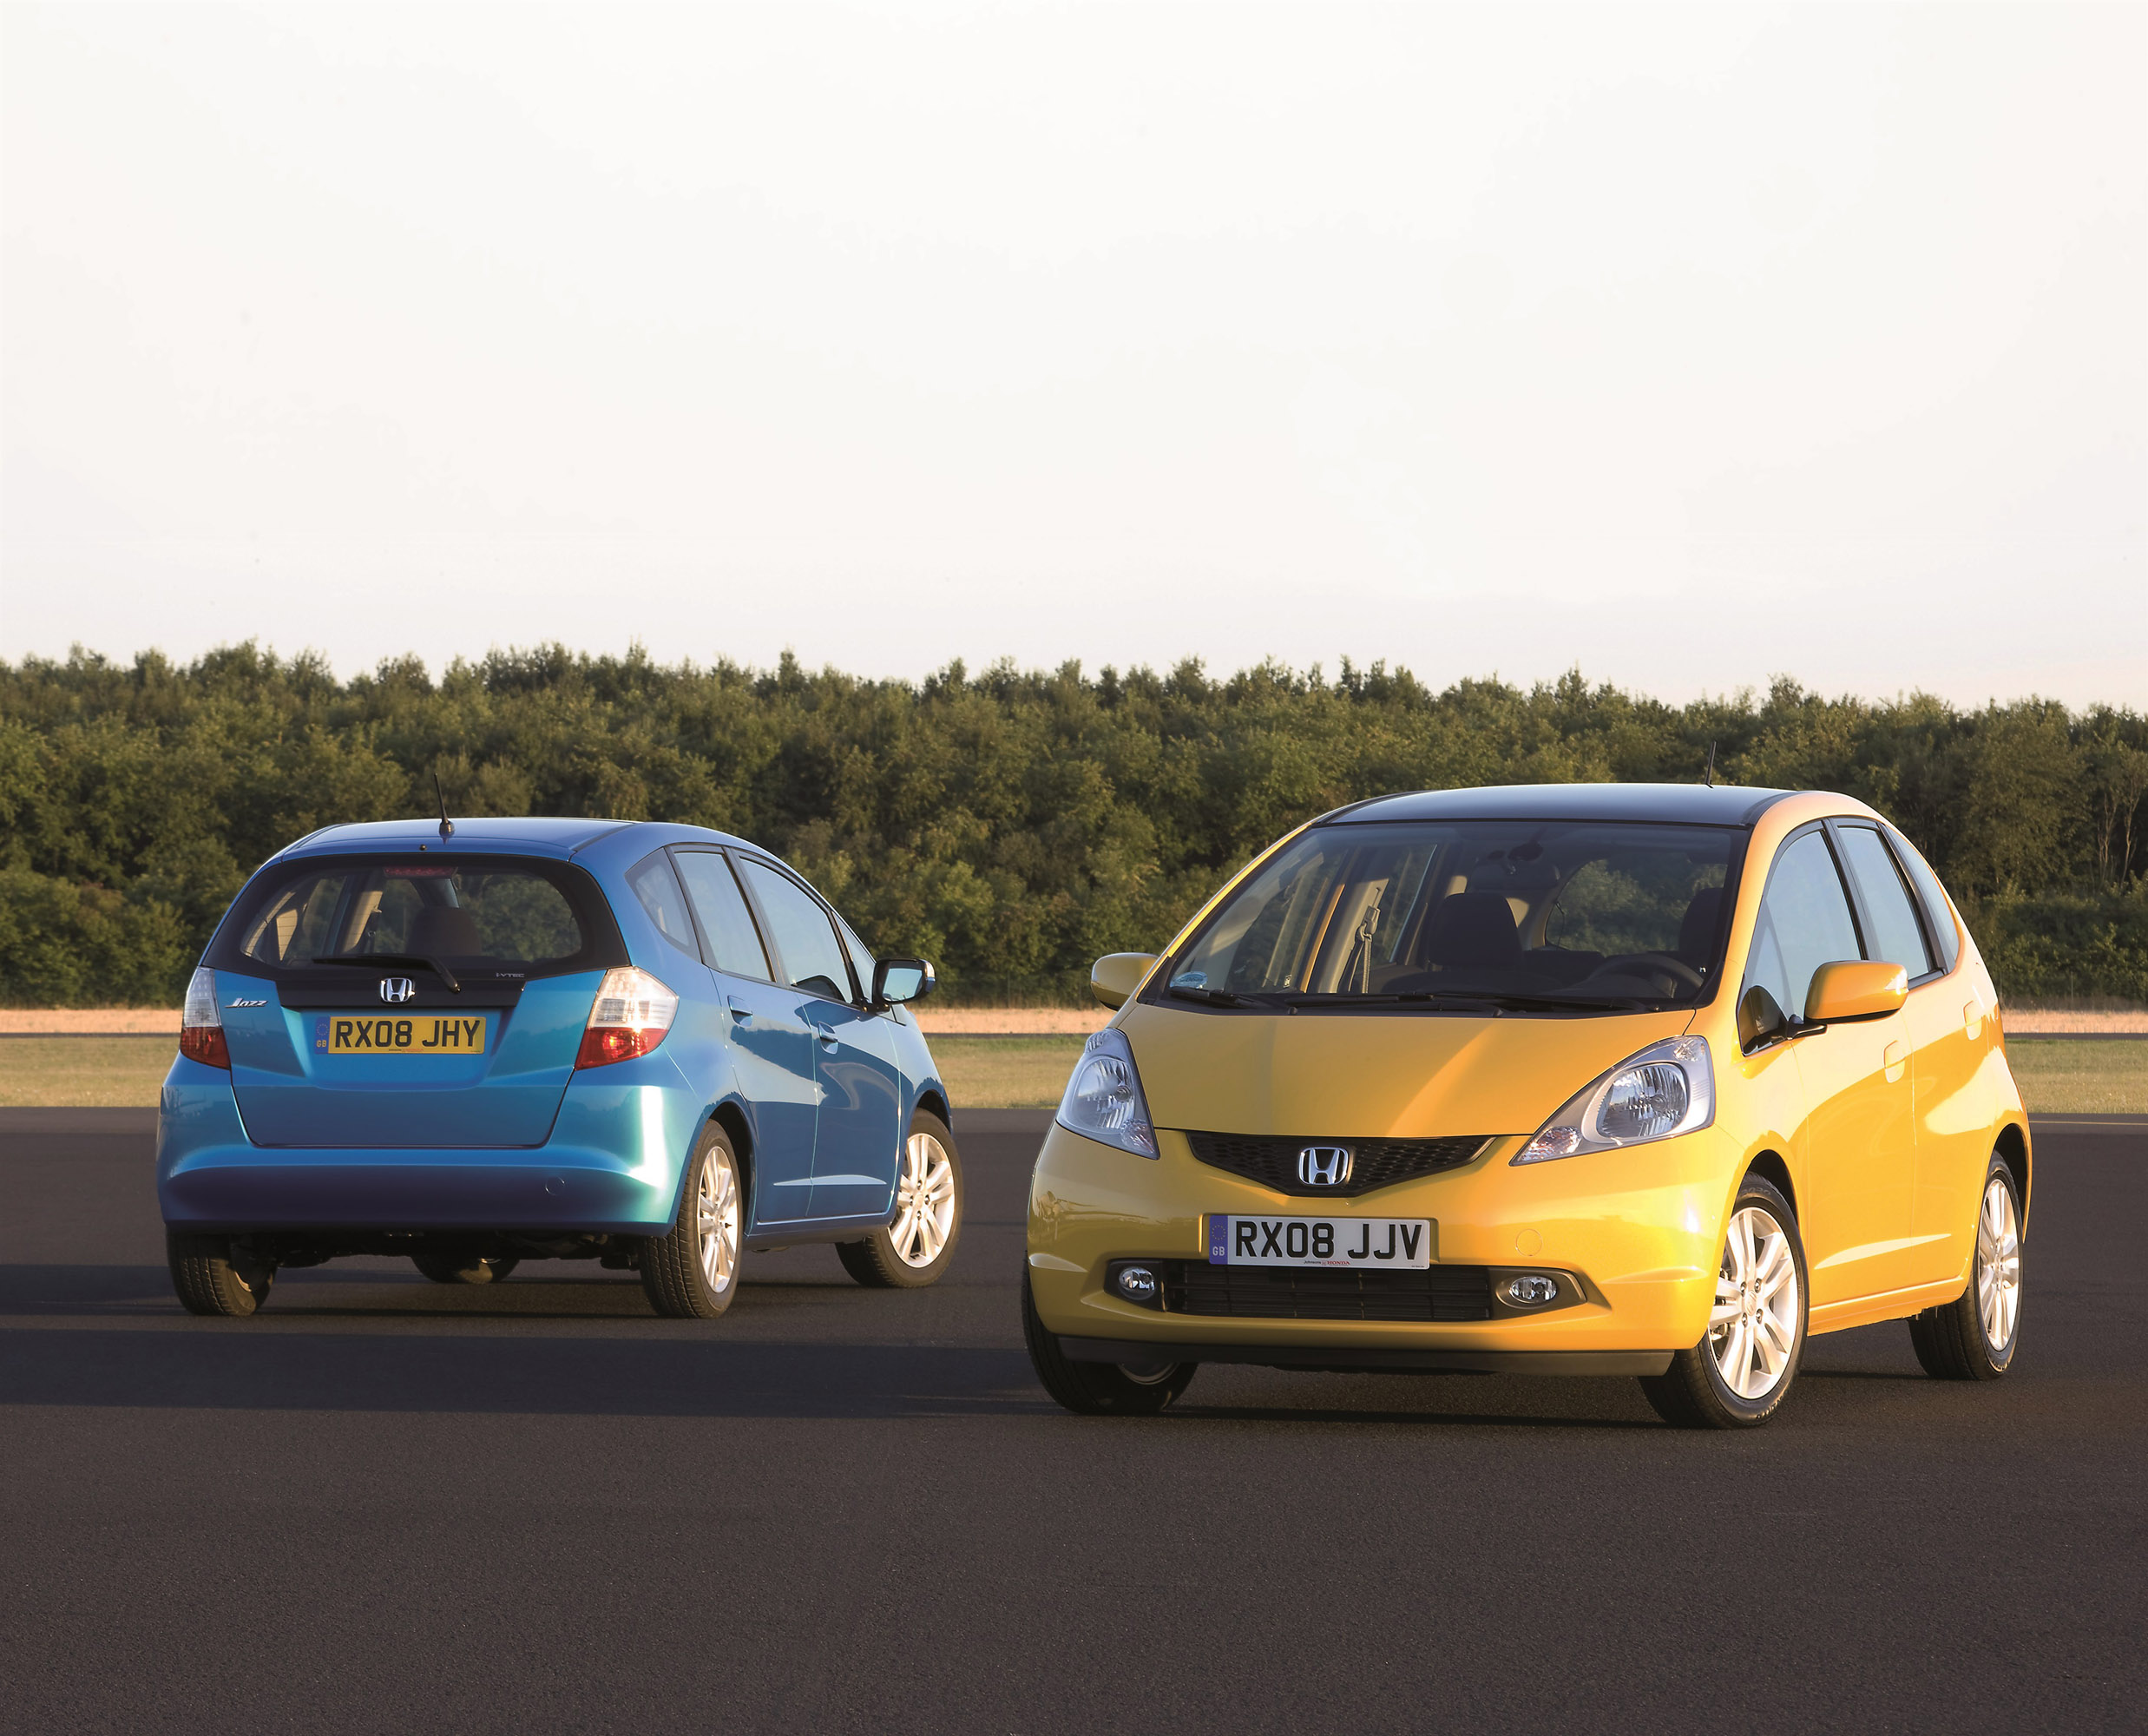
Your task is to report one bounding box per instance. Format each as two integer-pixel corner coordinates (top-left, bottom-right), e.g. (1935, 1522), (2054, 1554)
(1676, 885), (1723, 969)
(1421, 891), (1521, 969)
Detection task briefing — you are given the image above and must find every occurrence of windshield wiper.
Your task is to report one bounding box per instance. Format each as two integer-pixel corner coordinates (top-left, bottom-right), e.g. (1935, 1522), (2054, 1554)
(1167, 983), (1253, 1008)
(1450, 990), (1652, 1013)
(312, 952), (463, 994)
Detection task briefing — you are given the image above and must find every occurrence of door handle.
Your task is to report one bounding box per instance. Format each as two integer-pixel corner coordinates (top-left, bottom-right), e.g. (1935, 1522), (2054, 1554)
(1883, 1039), (1905, 1083)
(814, 1026), (838, 1049)
(726, 997), (752, 1025)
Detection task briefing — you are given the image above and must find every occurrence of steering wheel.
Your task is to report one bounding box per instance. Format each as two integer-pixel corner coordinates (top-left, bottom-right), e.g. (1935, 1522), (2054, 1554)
(1586, 952), (1705, 994)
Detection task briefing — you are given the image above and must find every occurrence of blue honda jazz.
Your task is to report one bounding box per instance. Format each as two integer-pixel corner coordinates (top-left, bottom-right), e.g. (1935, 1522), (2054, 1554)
(158, 815), (958, 1318)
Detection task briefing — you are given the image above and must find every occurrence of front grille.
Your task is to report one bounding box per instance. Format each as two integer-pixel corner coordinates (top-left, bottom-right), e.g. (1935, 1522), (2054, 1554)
(1160, 1260), (1494, 1323)
(1183, 1131), (1489, 1197)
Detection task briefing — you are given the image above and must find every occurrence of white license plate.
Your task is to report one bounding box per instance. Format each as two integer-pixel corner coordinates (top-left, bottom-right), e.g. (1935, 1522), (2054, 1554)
(1207, 1214), (1432, 1269)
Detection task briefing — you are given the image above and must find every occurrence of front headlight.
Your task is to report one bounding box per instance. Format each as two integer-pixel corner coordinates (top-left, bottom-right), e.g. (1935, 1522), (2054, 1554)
(1055, 1026), (1159, 1158)
(1513, 1036), (1714, 1164)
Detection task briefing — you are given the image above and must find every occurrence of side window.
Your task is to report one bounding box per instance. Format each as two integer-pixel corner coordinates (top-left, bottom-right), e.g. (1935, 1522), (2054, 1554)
(834, 911), (876, 985)
(1884, 825), (1962, 974)
(626, 852), (701, 962)
(1835, 825), (1935, 979)
(736, 859), (854, 1001)
(673, 852), (773, 980)
(1744, 830), (1862, 1021)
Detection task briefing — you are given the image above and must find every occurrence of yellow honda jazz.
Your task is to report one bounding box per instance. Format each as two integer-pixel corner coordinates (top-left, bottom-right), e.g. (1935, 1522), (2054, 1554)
(1022, 785), (2029, 1428)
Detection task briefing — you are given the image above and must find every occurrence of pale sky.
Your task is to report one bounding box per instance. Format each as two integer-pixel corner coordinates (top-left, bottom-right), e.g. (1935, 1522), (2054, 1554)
(3, 2), (2143, 705)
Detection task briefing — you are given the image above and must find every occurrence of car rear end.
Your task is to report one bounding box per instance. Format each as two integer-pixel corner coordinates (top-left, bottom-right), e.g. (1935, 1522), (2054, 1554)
(158, 821), (699, 1288)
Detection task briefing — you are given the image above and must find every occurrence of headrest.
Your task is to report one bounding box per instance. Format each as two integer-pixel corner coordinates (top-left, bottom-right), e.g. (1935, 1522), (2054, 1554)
(1422, 892), (1521, 969)
(406, 905), (483, 958)
(1678, 887), (1724, 963)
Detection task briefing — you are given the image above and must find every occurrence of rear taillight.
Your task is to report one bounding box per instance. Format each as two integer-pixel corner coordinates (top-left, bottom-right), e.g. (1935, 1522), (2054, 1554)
(575, 967), (679, 1069)
(179, 966), (230, 1069)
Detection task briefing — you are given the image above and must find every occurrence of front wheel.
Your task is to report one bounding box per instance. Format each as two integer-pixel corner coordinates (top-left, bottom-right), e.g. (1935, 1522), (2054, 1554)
(168, 1231), (274, 1318)
(837, 1112), (963, 1289)
(1639, 1174), (1808, 1430)
(1021, 1269), (1196, 1416)
(1908, 1153), (2022, 1380)
(640, 1124), (744, 1318)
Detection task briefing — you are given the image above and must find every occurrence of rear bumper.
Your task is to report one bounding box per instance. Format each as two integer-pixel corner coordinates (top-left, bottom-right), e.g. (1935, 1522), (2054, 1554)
(156, 1057), (698, 1233)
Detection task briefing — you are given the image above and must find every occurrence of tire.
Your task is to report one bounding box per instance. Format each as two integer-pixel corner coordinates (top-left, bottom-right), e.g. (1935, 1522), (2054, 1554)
(168, 1231), (273, 1318)
(411, 1253), (521, 1285)
(1021, 1267), (1196, 1416)
(640, 1122), (744, 1318)
(836, 1111), (963, 1289)
(1908, 1151), (2022, 1381)
(1640, 1174), (1808, 1430)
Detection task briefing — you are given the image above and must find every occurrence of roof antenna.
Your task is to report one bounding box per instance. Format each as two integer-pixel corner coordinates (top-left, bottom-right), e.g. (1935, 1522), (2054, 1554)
(1704, 741), (1717, 788)
(434, 773), (455, 840)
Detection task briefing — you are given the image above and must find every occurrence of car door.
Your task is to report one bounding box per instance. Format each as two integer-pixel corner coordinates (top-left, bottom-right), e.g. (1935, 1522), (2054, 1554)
(732, 857), (903, 1224)
(1744, 825), (1917, 1306)
(667, 848), (819, 1226)
(1837, 822), (1980, 1287)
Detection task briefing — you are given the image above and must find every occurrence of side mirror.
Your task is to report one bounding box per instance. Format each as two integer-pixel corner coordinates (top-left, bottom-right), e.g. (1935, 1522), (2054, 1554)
(871, 957), (936, 1009)
(1737, 984), (1789, 1051)
(1090, 952), (1157, 1010)
(1803, 960), (1907, 1025)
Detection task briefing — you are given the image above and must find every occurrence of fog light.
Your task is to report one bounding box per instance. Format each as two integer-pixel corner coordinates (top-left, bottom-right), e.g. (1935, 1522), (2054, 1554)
(1116, 1265), (1159, 1302)
(1504, 1274), (1560, 1307)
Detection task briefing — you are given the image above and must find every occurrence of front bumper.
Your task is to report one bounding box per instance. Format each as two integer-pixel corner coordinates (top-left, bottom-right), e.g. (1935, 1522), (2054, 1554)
(156, 1056), (700, 1233)
(1027, 1119), (1738, 1360)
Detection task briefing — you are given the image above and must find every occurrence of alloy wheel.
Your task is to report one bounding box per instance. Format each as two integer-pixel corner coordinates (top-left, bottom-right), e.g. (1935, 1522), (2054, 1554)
(1709, 1205), (1800, 1400)
(1976, 1176), (2021, 1351)
(889, 1132), (956, 1267)
(696, 1147), (739, 1295)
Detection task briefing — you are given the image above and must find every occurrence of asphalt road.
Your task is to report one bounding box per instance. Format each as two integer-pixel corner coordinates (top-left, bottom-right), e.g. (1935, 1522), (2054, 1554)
(2, 1109), (2143, 1735)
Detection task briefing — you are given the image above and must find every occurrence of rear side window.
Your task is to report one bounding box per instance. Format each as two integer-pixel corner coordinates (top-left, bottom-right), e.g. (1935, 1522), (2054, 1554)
(673, 852), (772, 980)
(1744, 830), (1862, 1020)
(1884, 826), (1962, 974)
(1835, 825), (1935, 979)
(627, 852), (700, 960)
(217, 856), (618, 978)
(737, 858), (854, 1001)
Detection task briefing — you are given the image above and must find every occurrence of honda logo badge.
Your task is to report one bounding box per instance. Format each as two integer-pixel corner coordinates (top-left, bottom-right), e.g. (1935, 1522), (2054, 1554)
(379, 977), (416, 1004)
(1297, 1144), (1352, 1187)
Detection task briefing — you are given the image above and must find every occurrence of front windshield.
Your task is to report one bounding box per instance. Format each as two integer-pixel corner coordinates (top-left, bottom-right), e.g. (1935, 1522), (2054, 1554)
(1163, 819), (1740, 1009)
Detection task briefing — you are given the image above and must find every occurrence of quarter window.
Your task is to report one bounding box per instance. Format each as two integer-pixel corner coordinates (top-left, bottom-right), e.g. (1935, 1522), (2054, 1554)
(1744, 831), (1862, 1021)
(736, 860), (854, 1001)
(1884, 826), (1962, 974)
(626, 852), (700, 961)
(1836, 825), (1935, 979)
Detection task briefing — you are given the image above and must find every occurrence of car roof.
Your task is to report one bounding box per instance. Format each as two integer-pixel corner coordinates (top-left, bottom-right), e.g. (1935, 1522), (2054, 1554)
(272, 816), (778, 864)
(1322, 782), (1794, 827)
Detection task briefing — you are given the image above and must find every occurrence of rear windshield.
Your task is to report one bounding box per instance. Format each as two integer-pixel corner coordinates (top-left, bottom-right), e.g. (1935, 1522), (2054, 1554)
(1159, 819), (1744, 1011)
(210, 855), (623, 980)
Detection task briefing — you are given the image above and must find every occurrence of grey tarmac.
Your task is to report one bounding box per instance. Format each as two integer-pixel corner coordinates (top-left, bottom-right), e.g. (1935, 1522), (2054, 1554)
(1, 1108), (2142, 1733)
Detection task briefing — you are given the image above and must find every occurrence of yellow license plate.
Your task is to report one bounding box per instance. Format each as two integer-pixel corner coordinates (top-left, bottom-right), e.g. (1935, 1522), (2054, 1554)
(316, 1014), (490, 1055)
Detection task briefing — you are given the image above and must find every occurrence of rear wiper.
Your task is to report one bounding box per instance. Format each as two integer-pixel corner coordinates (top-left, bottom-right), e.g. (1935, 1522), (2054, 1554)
(312, 952), (463, 994)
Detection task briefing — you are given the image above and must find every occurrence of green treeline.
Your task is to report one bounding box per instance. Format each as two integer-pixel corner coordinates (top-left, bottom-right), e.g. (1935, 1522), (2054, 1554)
(3, 644), (2145, 1006)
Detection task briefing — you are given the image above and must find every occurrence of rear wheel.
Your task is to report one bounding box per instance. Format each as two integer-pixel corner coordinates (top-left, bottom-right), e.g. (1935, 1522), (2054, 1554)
(168, 1231), (273, 1318)
(1639, 1174), (1807, 1430)
(640, 1124), (743, 1318)
(1021, 1268), (1196, 1416)
(837, 1112), (963, 1289)
(1908, 1154), (2022, 1380)
(411, 1253), (520, 1285)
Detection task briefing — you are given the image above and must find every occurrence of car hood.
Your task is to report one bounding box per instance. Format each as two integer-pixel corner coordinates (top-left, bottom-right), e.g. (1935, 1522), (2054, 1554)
(1117, 1002), (1696, 1139)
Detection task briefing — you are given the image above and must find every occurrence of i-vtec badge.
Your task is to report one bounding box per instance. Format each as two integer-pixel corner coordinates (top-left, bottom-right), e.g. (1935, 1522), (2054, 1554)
(378, 977), (417, 1004)
(1297, 1144), (1353, 1187)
